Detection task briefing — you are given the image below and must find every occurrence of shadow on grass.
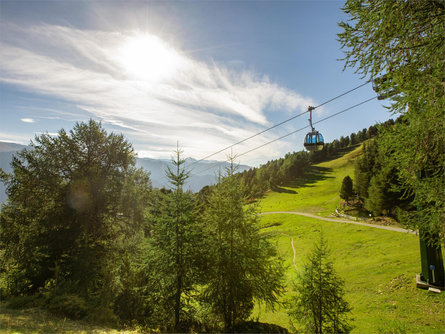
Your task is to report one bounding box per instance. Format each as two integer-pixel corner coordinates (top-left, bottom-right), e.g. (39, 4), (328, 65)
(271, 184), (297, 194)
(285, 165), (334, 189)
(310, 144), (361, 163)
(233, 321), (289, 333)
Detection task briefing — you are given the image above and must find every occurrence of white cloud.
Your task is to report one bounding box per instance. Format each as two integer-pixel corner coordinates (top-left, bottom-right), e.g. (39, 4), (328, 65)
(0, 131), (30, 144)
(20, 118), (35, 123)
(0, 23), (315, 165)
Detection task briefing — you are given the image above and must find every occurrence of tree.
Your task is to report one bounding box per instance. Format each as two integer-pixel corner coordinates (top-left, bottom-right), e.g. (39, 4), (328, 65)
(338, 0), (445, 244)
(289, 233), (352, 334)
(201, 160), (284, 331)
(349, 133), (357, 146)
(340, 176), (354, 204)
(0, 120), (151, 305)
(353, 142), (377, 202)
(148, 146), (202, 331)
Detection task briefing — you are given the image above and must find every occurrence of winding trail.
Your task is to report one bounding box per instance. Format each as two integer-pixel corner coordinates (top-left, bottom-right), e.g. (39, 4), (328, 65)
(262, 231), (298, 270)
(260, 211), (416, 235)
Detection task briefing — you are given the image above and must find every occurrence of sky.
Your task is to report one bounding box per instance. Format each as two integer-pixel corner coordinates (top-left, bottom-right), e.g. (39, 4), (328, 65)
(0, 0), (394, 168)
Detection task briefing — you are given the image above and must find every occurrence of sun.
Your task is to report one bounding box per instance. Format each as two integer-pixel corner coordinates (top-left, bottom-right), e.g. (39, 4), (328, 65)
(116, 34), (181, 82)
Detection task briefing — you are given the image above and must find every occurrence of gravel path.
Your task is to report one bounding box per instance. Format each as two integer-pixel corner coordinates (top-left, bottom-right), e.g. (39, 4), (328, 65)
(260, 211), (416, 235)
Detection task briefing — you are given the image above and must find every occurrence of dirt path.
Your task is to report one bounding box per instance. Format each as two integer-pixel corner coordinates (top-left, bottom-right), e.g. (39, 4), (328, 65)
(262, 231), (297, 270)
(260, 211), (416, 234)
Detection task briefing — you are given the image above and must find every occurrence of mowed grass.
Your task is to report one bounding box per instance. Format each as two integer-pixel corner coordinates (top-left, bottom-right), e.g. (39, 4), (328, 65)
(259, 146), (363, 216)
(254, 214), (445, 333)
(253, 145), (445, 333)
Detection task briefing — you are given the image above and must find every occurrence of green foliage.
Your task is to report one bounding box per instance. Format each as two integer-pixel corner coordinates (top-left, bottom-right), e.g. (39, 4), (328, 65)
(45, 293), (89, 320)
(201, 159), (284, 331)
(236, 123), (380, 199)
(148, 147), (203, 331)
(288, 233), (353, 334)
(233, 321), (289, 333)
(338, 0), (445, 245)
(353, 141), (376, 201)
(340, 175), (354, 203)
(0, 120), (151, 310)
(6, 295), (41, 309)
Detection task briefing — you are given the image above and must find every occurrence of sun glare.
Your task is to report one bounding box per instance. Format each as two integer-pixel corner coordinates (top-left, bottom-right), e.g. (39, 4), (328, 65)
(117, 34), (181, 82)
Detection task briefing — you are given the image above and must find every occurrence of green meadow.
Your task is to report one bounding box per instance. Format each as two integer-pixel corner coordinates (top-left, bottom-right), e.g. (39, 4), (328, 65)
(260, 146), (362, 216)
(253, 145), (445, 333)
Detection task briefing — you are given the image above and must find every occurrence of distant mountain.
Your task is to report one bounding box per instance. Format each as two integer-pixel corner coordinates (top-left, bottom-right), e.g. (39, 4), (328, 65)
(0, 142), (28, 203)
(136, 157), (250, 192)
(0, 141), (28, 153)
(0, 141), (250, 203)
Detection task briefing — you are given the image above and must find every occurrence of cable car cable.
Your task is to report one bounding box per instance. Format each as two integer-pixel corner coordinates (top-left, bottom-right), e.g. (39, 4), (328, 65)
(189, 80), (371, 166)
(192, 96), (377, 176)
(312, 80), (370, 109)
(189, 110), (308, 166)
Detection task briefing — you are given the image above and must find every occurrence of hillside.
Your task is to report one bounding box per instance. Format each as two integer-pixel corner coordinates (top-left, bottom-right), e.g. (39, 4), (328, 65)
(260, 145), (362, 215)
(253, 145), (445, 333)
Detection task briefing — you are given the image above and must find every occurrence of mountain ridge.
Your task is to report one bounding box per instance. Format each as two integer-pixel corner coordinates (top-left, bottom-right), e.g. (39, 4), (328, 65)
(0, 141), (250, 203)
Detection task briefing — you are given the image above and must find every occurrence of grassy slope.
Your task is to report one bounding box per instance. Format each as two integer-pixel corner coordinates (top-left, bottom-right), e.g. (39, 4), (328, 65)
(260, 146), (362, 216)
(254, 145), (445, 333)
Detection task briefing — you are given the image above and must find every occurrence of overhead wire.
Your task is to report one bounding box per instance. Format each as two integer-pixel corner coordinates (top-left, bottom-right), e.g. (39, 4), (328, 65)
(188, 80), (371, 167)
(191, 95), (377, 176)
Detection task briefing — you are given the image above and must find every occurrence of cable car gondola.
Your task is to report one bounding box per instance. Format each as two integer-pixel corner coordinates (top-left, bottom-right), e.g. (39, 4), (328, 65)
(303, 106), (324, 151)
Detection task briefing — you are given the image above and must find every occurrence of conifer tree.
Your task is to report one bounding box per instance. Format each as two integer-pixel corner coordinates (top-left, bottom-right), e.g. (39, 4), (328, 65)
(289, 233), (352, 334)
(0, 120), (151, 319)
(338, 0), (444, 244)
(340, 176), (354, 204)
(148, 146), (201, 331)
(201, 159), (284, 331)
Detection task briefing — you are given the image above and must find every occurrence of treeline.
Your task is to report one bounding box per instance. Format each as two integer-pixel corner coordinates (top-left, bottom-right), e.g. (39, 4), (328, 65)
(0, 120), (283, 332)
(342, 117), (415, 219)
(235, 121), (388, 198)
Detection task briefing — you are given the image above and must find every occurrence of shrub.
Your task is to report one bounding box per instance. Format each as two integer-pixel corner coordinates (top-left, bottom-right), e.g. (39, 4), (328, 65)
(6, 295), (41, 309)
(45, 294), (88, 320)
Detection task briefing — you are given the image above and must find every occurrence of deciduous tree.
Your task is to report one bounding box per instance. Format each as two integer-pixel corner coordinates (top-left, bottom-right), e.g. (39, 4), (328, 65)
(0, 120), (151, 306)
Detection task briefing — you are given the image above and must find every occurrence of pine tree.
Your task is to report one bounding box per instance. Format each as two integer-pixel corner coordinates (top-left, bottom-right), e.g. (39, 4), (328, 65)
(340, 176), (354, 204)
(148, 146), (201, 331)
(201, 159), (284, 331)
(289, 233), (352, 334)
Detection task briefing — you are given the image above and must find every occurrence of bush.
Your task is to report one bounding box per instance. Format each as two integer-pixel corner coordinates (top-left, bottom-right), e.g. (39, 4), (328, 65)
(6, 295), (41, 309)
(233, 321), (289, 333)
(45, 294), (88, 320)
(86, 305), (119, 327)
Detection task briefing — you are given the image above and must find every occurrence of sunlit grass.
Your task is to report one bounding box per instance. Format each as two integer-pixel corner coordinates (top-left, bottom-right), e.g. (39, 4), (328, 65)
(259, 145), (362, 216)
(253, 145), (445, 333)
(255, 214), (445, 333)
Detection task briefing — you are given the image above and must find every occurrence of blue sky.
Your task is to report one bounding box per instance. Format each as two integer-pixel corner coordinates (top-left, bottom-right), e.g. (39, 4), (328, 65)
(0, 1), (393, 167)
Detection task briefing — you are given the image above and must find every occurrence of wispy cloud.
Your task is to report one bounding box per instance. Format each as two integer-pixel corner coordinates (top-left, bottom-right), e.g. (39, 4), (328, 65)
(0, 23), (315, 163)
(20, 118), (35, 123)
